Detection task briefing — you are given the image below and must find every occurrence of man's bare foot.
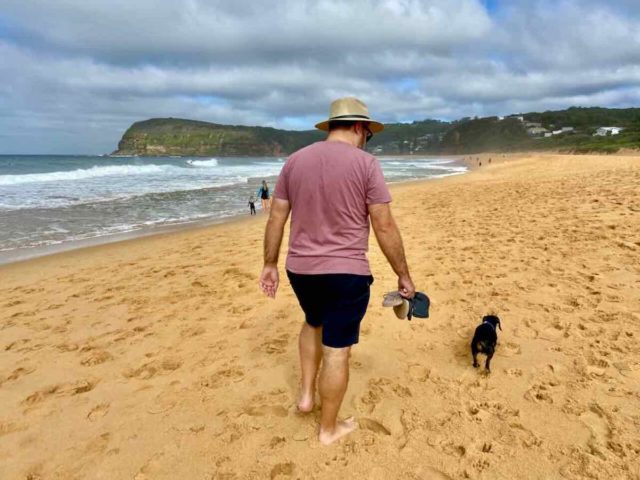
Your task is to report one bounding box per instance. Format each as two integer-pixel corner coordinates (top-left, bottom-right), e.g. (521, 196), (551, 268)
(297, 393), (314, 413)
(318, 417), (357, 445)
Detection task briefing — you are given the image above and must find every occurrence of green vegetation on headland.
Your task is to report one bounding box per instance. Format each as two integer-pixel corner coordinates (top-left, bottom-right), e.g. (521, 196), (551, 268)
(112, 107), (640, 157)
(113, 118), (324, 156)
(437, 107), (640, 154)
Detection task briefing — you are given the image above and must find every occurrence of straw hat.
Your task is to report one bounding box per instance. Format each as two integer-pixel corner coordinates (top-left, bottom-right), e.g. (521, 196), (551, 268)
(382, 291), (411, 320)
(315, 97), (384, 133)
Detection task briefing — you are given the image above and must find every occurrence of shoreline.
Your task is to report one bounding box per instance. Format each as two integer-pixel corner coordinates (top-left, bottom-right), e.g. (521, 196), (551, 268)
(0, 159), (466, 267)
(0, 210), (262, 267)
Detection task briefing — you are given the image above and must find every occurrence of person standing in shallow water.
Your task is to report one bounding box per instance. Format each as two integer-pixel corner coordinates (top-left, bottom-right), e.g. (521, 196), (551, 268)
(259, 97), (415, 445)
(248, 194), (257, 215)
(257, 180), (271, 212)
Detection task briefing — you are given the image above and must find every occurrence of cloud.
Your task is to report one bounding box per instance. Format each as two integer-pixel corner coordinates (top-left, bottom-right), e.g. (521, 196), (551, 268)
(2, 0), (492, 64)
(0, 0), (639, 153)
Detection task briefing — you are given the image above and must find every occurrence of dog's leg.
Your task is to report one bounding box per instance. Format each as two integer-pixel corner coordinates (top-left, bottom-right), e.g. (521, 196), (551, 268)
(485, 347), (494, 373)
(471, 342), (479, 368)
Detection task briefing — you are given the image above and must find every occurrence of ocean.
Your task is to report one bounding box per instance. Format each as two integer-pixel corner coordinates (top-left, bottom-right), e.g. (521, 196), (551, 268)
(0, 154), (467, 263)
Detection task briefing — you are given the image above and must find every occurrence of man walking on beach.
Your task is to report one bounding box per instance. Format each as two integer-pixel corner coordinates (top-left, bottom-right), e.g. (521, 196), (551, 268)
(259, 97), (415, 445)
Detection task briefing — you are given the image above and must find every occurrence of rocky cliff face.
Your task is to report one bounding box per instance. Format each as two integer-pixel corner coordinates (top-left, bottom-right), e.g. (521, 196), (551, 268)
(112, 118), (322, 156)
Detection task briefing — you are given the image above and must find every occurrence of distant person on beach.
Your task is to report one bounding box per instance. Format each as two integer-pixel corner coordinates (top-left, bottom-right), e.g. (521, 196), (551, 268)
(248, 194), (257, 215)
(259, 97), (415, 445)
(257, 180), (271, 212)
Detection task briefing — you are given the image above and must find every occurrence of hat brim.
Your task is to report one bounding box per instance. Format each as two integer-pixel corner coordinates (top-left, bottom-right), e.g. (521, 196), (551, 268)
(393, 300), (411, 320)
(315, 118), (384, 133)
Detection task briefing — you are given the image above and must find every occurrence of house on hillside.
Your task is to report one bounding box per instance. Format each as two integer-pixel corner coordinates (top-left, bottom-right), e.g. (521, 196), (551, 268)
(549, 127), (575, 136)
(527, 127), (548, 137)
(525, 122), (542, 128)
(594, 126), (623, 136)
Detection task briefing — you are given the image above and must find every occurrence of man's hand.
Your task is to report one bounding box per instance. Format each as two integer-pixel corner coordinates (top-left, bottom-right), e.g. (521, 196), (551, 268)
(259, 264), (279, 298)
(398, 275), (415, 299)
(260, 198), (290, 299)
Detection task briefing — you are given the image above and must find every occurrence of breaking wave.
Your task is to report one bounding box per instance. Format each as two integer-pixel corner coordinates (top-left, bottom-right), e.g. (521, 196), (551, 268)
(0, 164), (179, 186)
(187, 158), (219, 167)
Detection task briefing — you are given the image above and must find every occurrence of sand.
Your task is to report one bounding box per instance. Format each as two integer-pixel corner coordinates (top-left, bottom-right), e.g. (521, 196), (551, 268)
(1, 153), (639, 479)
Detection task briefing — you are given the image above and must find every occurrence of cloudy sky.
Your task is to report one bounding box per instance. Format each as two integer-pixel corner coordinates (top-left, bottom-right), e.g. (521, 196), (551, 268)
(1, 0), (640, 154)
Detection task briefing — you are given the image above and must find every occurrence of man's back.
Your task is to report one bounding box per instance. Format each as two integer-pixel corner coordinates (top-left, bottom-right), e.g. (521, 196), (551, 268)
(274, 140), (391, 275)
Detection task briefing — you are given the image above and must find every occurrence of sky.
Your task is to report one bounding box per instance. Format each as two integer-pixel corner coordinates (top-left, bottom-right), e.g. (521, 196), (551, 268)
(1, 0), (640, 154)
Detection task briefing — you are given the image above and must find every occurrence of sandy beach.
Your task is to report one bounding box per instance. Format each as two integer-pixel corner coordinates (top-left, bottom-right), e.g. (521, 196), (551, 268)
(1, 153), (639, 479)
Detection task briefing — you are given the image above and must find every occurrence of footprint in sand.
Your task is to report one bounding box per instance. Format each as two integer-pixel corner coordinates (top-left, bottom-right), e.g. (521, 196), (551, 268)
(22, 378), (97, 407)
(499, 341), (521, 357)
(180, 325), (206, 338)
(418, 467), (454, 480)
(513, 318), (540, 340)
(392, 384), (412, 398)
(468, 401), (519, 421)
(190, 279), (208, 289)
(407, 364), (431, 382)
(3, 299), (24, 308)
(579, 404), (611, 442)
(123, 357), (182, 380)
(222, 267), (254, 284)
(509, 421), (543, 448)
(270, 462), (294, 479)
(238, 319), (254, 330)
(0, 420), (28, 437)
(228, 304), (253, 315)
(243, 405), (289, 418)
(261, 334), (290, 355)
(613, 361), (640, 380)
(4, 338), (30, 352)
(586, 356), (610, 377)
(577, 403), (619, 459)
(199, 366), (245, 389)
(147, 391), (177, 414)
(0, 366), (35, 387)
(87, 403), (110, 422)
(269, 436), (286, 448)
(80, 350), (113, 366)
(357, 377), (392, 413)
(358, 418), (391, 436)
(524, 380), (558, 404)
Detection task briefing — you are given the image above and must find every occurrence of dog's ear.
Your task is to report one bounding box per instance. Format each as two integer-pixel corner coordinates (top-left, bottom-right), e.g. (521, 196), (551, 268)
(497, 319), (502, 331)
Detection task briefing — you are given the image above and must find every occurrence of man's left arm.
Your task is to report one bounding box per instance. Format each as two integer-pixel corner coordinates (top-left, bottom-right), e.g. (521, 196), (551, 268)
(259, 198), (291, 298)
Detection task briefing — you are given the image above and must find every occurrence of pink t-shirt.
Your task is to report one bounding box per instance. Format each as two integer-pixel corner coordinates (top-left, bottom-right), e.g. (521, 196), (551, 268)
(273, 141), (391, 275)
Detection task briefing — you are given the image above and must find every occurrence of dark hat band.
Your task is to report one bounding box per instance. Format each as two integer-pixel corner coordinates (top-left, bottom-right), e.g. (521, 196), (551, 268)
(329, 114), (371, 121)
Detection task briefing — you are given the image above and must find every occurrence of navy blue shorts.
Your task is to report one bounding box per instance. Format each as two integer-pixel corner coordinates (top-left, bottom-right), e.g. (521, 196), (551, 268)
(287, 270), (373, 348)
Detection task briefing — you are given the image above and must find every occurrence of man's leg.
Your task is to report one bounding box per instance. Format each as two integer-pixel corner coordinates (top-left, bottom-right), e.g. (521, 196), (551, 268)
(318, 345), (357, 445)
(298, 322), (322, 412)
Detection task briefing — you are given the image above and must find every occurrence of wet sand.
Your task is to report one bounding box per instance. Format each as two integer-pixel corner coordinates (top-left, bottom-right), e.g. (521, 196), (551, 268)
(1, 153), (639, 479)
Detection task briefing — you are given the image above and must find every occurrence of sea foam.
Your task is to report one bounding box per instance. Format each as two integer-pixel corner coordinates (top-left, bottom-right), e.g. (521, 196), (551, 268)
(0, 164), (179, 186)
(188, 158), (219, 167)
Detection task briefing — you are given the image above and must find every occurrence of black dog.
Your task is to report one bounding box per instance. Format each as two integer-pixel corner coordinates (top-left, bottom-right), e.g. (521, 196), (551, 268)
(471, 315), (502, 372)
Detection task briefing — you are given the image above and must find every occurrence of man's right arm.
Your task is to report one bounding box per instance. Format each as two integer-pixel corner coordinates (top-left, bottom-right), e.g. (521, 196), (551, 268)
(368, 203), (415, 298)
(259, 198), (291, 298)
